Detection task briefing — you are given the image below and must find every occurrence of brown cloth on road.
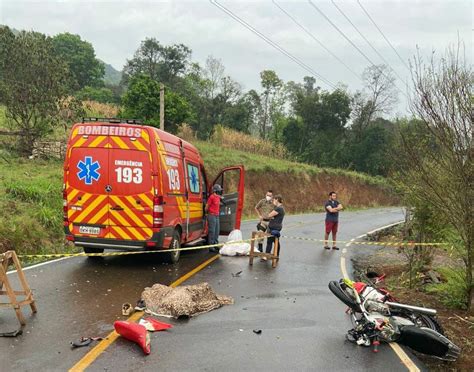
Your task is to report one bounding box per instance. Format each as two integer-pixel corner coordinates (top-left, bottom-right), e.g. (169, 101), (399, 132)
(141, 282), (233, 318)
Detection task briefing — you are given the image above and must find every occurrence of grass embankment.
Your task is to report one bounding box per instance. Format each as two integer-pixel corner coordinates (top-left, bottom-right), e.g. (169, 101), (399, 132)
(197, 140), (397, 217)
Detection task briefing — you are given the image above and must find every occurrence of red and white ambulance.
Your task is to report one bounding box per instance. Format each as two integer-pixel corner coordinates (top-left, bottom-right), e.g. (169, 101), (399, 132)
(63, 118), (245, 263)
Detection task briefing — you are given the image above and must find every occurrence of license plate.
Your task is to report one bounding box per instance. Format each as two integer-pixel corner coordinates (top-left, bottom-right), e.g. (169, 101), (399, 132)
(79, 226), (100, 235)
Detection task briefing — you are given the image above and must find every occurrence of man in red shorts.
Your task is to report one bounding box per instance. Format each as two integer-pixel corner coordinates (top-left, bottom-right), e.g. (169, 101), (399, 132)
(324, 191), (343, 250)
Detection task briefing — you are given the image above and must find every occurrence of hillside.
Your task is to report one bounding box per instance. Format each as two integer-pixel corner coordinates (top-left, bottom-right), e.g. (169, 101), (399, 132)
(102, 62), (122, 85)
(0, 138), (397, 257)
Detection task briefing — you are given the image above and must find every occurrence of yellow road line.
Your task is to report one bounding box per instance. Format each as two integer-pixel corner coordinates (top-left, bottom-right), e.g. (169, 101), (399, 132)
(69, 254), (220, 372)
(340, 256), (349, 279)
(170, 254), (220, 288)
(388, 343), (421, 372)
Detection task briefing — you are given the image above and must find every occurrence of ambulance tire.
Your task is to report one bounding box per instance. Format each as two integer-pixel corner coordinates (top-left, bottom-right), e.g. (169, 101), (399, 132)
(164, 231), (181, 264)
(83, 247), (104, 256)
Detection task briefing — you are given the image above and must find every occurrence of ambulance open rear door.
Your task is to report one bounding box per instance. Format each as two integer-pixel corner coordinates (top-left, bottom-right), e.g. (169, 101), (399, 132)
(211, 166), (245, 235)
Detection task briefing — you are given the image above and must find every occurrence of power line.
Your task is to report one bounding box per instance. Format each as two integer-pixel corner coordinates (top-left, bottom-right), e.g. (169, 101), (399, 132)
(210, 0), (336, 89)
(356, 0), (411, 71)
(273, 0), (361, 81)
(331, 0), (408, 87)
(307, 0), (408, 99)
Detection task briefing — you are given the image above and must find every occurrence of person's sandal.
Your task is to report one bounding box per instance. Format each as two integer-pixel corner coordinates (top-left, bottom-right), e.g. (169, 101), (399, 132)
(332, 246), (340, 250)
(324, 246), (331, 250)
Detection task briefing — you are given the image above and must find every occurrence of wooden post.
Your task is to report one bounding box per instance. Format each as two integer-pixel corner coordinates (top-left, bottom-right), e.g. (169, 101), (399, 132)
(0, 251), (37, 326)
(249, 231), (256, 266)
(272, 238), (280, 268)
(160, 83), (165, 131)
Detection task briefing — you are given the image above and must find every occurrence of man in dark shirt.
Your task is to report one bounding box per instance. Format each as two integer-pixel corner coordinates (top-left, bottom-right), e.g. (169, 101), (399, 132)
(263, 195), (285, 260)
(324, 191), (343, 250)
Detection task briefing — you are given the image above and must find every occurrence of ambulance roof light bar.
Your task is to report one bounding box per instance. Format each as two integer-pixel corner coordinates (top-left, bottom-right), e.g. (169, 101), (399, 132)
(81, 117), (143, 125)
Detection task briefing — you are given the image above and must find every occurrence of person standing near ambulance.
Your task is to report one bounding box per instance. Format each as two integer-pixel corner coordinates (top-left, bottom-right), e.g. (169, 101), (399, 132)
(206, 184), (223, 252)
(324, 191), (343, 250)
(262, 195), (285, 260)
(254, 190), (274, 252)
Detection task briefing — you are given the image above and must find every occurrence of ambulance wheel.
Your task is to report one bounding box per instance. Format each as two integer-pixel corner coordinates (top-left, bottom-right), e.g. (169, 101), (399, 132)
(164, 231), (181, 264)
(83, 247), (104, 256)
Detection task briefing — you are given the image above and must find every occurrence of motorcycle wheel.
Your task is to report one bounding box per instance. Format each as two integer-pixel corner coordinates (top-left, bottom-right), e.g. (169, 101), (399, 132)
(397, 312), (444, 334)
(328, 280), (360, 312)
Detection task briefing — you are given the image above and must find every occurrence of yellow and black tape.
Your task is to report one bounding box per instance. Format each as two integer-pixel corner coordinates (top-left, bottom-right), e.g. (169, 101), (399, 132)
(16, 235), (449, 260)
(281, 235), (448, 247)
(17, 237), (262, 259)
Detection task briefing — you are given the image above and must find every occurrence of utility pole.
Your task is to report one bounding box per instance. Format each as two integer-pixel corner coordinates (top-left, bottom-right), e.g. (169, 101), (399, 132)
(160, 83), (165, 131)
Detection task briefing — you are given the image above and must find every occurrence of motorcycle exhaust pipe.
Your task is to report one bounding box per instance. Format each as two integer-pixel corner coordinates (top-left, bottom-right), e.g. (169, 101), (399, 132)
(385, 301), (437, 316)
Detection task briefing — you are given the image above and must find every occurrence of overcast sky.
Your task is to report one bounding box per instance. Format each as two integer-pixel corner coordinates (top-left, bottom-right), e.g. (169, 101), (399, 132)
(1, 0), (472, 115)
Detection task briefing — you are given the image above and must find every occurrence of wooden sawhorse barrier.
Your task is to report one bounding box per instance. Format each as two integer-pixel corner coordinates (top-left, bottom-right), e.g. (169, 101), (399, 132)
(0, 251), (37, 326)
(249, 231), (280, 268)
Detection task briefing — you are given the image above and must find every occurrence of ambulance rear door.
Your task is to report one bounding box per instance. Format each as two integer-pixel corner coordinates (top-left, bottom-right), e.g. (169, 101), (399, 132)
(107, 128), (154, 241)
(211, 165), (245, 235)
(67, 131), (110, 239)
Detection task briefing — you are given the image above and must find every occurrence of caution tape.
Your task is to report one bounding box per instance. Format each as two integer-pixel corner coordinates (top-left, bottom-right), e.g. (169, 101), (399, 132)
(281, 235), (449, 247)
(16, 235), (450, 260)
(16, 237), (263, 259)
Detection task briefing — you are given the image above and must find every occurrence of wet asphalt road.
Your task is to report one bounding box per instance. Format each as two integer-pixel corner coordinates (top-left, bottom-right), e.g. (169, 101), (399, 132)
(0, 208), (425, 371)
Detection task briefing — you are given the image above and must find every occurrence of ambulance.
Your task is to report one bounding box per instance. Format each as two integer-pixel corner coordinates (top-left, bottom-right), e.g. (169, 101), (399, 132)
(63, 118), (245, 263)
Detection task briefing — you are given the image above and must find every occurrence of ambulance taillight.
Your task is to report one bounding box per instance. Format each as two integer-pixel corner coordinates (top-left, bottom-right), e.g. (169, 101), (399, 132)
(62, 184), (68, 225)
(153, 196), (164, 228)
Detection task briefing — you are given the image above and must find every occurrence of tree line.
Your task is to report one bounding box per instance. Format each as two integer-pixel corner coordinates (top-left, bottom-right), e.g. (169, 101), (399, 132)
(1, 26), (405, 177)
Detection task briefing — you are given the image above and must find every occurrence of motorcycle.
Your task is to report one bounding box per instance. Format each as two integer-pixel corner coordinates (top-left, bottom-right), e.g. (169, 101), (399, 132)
(328, 276), (460, 361)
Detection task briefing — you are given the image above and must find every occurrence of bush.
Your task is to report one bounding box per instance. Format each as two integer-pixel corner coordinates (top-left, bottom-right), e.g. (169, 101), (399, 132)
(426, 267), (468, 309)
(211, 125), (289, 160)
(82, 100), (119, 118)
(76, 86), (115, 104)
(176, 123), (196, 142)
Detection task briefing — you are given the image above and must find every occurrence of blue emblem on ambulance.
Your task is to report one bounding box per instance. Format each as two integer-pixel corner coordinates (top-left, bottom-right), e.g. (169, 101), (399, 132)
(77, 156), (101, 185)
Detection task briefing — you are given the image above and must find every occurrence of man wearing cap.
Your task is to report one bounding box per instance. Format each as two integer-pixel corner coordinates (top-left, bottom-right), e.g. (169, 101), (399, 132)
(254, 190), (274, 252)
(206, 184), (223, 252)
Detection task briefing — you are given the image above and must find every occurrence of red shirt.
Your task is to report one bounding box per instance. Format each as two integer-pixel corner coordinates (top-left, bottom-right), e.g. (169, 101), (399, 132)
(207, 194), (221, 216)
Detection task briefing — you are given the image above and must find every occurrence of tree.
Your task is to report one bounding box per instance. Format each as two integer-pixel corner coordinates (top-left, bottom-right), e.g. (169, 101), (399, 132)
(397, 44), (473, 312)
(351, 64), (398, 138)
(75, 86), (115, 104)
(52, 33), (105, 90)
(122, 38), (191, 88)
(282, 76), (351, 166)
(254, 70), (284, 139)
(203, 55), (225, 100)
(0, 28), (71, 155)
(341, 124), (395, 176)
(121, 74), (193, 133)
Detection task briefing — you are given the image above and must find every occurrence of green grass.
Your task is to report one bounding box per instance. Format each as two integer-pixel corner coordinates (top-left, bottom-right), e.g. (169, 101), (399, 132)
(0, 158), (73, 259)
(0, 105), (6, 129)
(426, 267), (468, 309)
(195, 140), (389, 188)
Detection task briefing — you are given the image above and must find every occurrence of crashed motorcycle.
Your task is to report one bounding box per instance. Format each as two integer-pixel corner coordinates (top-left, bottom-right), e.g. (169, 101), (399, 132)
(329, 277), (460, 361)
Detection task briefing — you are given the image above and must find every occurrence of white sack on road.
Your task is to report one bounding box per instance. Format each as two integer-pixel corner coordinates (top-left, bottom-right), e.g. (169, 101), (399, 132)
(220, 229), (251, 256)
